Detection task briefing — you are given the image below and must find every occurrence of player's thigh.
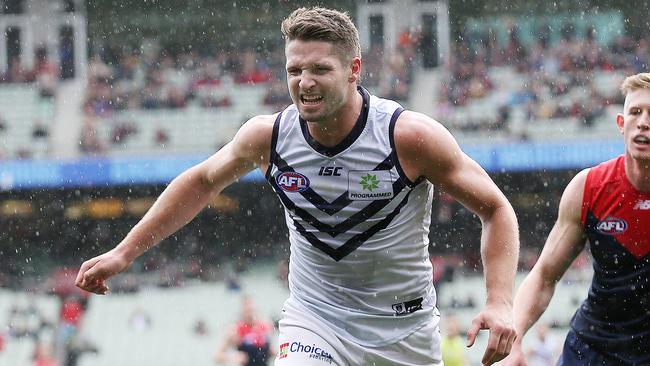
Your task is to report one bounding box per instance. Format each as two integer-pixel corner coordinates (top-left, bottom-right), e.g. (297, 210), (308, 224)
(275, 319), (345, 366)
(363, 317), (442, 366)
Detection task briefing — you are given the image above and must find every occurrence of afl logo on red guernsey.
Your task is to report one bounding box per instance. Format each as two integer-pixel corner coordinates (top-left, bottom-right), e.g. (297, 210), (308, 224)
(596, 217), (628, 235)
(276, 172), (310, 192)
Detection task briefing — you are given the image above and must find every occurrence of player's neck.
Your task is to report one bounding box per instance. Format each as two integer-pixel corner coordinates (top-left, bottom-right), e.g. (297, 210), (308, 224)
(625, 155), (650, 192)
(307, 89), (363, 147)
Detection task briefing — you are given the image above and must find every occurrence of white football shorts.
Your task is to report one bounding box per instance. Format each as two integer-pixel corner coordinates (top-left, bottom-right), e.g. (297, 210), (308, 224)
(275, 301), (443, 366)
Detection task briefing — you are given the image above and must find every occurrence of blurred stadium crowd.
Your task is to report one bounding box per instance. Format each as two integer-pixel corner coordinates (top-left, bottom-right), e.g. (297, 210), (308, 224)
(1, 1), (648, 365)
(2, 21), (648, 158)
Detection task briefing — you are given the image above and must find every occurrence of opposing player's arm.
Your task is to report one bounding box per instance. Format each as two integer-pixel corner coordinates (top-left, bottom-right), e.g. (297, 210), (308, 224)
(75, 115), (276, 294)
(214, 325), (245, 365)
(394, 111), (519, 365)
(511, 170), (588, 347)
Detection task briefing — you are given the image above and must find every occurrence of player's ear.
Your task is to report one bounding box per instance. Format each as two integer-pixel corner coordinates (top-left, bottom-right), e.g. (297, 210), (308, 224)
(616, 113), (625, 134)
(348, 57), (361, 83)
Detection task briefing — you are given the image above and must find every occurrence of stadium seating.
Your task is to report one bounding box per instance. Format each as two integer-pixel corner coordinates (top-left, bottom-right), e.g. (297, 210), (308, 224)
(441, 67), (626, 144)
(0, 289), (61, 366)
(0, 84), (55, 159)
(91, 85), (274, 155)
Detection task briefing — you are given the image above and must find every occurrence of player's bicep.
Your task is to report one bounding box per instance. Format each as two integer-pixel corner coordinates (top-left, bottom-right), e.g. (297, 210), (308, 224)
(198, 115), (275, 192)
(195, 143), (253, 192)
(534, 170), (589, 282)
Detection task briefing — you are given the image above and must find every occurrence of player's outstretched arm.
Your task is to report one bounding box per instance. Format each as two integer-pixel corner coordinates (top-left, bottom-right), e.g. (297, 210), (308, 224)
(499, 170), (588, 366)
(75, 115), (276, 294)
(394, 111), (519, 365)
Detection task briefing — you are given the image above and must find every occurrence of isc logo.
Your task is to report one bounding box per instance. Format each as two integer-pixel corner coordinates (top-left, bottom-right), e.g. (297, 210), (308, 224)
(596, 217), (628, 235)
(318, 167), (342, 176)
(276, 172), (310, 192)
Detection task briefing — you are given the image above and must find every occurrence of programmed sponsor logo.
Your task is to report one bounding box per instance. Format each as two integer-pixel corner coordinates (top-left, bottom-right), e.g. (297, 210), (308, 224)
(276, 172), (310, 192)
(283, 341), (333, 364)
(634, 199), (650, 210)
(596, 217), (628, 235)
(349, 192), (392, 199)
(348, 170), (394, 201)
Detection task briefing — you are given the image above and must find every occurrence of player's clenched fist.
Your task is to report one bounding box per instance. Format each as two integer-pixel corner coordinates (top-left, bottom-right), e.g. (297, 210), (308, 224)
(75, 249), (133, 294)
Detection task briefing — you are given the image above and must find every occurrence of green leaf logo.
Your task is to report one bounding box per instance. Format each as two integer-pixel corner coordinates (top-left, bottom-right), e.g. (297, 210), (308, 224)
(360, 173), (379, 191)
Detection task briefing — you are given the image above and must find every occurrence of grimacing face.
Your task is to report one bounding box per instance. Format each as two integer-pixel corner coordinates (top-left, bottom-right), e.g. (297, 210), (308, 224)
(617, 88), (650, 162)
(285, 39), (360, 124)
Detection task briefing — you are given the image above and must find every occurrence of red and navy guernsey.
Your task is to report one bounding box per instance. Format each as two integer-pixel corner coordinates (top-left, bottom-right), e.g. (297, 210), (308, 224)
(574, 155), (650, 364)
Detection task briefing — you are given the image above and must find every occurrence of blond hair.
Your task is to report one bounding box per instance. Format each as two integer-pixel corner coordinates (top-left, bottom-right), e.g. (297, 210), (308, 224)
(620, 72), (650, 96)
(281, 7), (361, 61)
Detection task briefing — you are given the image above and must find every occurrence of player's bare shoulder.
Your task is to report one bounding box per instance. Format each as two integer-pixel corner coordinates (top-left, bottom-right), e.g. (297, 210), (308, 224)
(394, 110), (449, 139)
(558, 168), (590, 221)
(231, 113), (277, 165)
(392, 110), (463, 180)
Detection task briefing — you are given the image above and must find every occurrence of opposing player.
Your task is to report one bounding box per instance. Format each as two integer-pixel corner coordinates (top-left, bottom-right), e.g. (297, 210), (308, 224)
(76, 7), (519, 365)
(215, 296), (274, 366)
(501, 73), (650, 365)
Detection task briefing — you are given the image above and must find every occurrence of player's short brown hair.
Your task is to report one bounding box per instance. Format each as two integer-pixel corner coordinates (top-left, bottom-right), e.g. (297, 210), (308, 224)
(281, 7), (361, 61)
(620, 72), (650, 96)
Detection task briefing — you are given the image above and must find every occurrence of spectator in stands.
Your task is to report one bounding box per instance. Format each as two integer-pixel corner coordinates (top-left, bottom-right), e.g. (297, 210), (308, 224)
(58, 296), (83, 337)
(56, 295), (83, 364)
(33, 341), (58, 366)
(263, 79), (292, 112)
(214, 296), (274, 366)
(110, 121), (137, 145)
(3, 56), (28, 83)
(56, 296), (97, 366)
(154, 128), (169, 146)
(128, 307), (151, 332)
(79, 113), (106, 155)
(32, 120), (49, 139)
(34, 48), (58, 98)
(275, 259), (289, 289)
(200, 93), (232, 109)
(140, 83), (163, 109)
(236, 49), (272, 84)
(440, 314), (469, 366)
(88, 55), (112, 82)
(193, 318), (209, 337)
(525, 323), (559, 366)
(165, 87), (188, 109)
(380, 45), (410, 98)
(7, 297), (47, 340)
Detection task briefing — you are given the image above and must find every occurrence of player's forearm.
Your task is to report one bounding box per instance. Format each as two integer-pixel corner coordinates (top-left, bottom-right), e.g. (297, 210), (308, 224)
(480, 204), (520, 304)
(512, 268), (556, 345)
(114, 166), (218, 262)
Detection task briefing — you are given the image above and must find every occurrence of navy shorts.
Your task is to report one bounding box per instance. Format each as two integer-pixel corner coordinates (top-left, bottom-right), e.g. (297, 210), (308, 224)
(556, 329), (629, 366)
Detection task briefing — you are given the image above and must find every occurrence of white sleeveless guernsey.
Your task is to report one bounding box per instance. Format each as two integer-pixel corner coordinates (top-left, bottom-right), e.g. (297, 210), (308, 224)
(265, 87), (437, 347)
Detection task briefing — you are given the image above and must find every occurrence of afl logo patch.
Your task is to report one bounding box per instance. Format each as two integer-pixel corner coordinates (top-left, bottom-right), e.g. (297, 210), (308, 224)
(276, 172), (310, 192)
(596, 217), (628, 235)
